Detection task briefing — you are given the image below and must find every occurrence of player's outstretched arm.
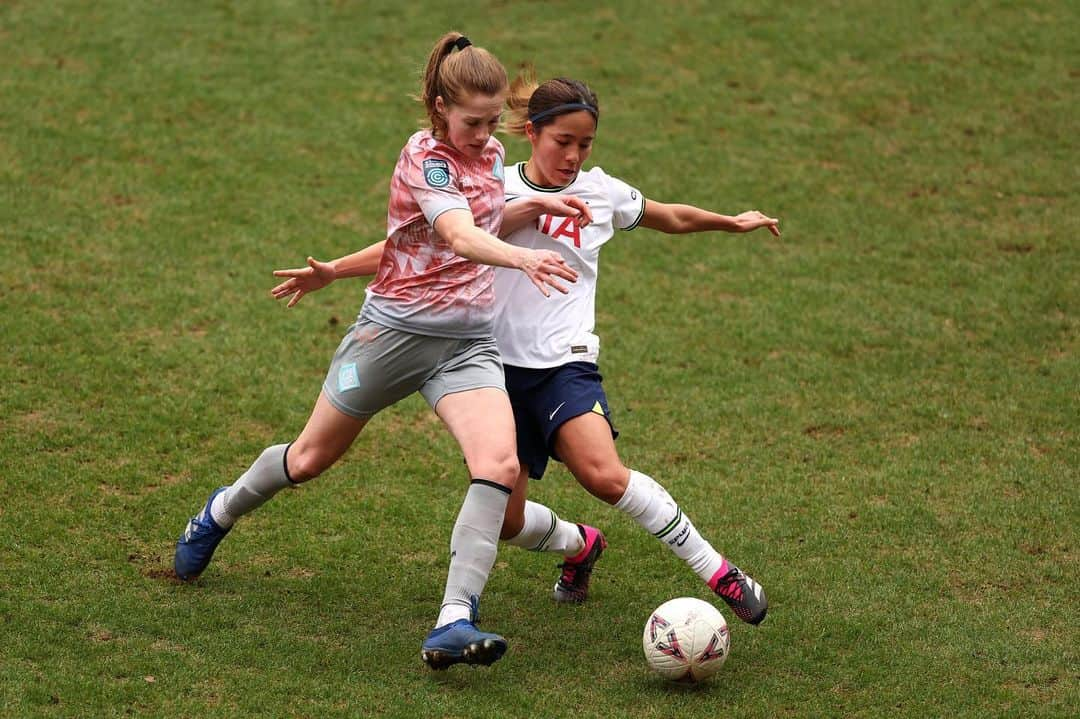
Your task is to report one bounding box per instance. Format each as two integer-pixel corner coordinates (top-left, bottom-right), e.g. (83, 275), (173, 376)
(270, 241), (386, 308)
(640, 199), (780, 237)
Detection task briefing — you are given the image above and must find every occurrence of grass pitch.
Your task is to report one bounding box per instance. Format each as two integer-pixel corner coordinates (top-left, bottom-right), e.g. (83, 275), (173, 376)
(1, 1), (1076, 717)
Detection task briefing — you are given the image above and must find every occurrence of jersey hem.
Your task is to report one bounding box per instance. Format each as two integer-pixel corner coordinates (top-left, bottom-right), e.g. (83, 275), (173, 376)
(358, 305), (493, 340)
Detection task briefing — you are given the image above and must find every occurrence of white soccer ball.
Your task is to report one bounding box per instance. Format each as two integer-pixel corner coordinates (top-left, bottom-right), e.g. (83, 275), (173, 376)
(642, 597), (730, 682)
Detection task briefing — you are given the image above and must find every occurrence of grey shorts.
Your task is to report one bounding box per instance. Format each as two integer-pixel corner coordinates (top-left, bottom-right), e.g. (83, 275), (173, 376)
(322, 318), (506, 419)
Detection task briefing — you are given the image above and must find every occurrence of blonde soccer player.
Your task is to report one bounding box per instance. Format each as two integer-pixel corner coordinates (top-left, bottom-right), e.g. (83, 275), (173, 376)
(173, 34), (583, 670)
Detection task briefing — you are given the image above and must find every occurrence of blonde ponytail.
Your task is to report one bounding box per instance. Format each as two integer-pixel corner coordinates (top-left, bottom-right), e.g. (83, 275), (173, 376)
(504, 65), (541, 136)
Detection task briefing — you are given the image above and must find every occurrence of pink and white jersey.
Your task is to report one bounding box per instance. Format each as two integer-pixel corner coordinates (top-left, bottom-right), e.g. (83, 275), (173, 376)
(361, 130), (507, 338)
(493, 162), (645, 368)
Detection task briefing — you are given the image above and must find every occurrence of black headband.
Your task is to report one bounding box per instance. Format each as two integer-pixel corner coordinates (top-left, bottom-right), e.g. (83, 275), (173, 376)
(454, 36), (472, 51)
(528, 102), (598, 125)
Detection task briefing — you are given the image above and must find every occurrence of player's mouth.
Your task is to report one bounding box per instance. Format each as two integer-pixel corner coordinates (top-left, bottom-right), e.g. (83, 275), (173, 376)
(557, 168), (577, 181)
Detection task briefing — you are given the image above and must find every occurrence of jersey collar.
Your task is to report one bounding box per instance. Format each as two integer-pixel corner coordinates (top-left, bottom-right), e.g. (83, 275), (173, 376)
(517, 162), (575, 193)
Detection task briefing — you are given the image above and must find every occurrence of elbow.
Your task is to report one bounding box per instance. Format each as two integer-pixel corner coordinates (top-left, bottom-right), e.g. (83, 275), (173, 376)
(655, 210), (692, 234)
(444, 227), (480, 259)
(664, 218), (692, 234)
(446, 231), (470, 256)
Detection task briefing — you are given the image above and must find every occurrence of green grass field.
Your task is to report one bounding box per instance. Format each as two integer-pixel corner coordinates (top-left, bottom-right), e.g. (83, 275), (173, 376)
(2, 1), (1076, 717)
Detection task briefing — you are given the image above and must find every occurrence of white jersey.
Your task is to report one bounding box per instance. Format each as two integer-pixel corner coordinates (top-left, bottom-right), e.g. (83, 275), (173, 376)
(492, 162), (645, 368)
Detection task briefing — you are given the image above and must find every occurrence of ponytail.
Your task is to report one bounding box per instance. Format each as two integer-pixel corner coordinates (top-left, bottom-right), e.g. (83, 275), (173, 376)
(504, 66), (540, 136)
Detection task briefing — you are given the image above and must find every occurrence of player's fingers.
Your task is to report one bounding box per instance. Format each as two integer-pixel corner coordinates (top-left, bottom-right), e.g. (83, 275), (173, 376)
(287, 290), (303, 308)
(546, 276), (570, 294)
(530, 274), (552, 297)
(544, 252), (574, 269)
(570, 198), (592, 225)
(548, 262), (578, 282)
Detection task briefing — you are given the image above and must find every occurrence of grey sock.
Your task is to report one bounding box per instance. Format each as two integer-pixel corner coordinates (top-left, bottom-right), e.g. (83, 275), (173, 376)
(437, 480), (511, 626)
(210, 444), (293, 528)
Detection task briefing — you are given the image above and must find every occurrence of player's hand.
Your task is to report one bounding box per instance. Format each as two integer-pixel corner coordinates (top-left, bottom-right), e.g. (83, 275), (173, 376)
(539, 195), (592, 227)
(270, 256), (337, 307)
(732, 211), (781, 237)
(520, 249), (578, 297)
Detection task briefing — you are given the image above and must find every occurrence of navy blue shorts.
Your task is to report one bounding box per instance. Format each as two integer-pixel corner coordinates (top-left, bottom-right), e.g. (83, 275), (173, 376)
(504, 361), (619, 480)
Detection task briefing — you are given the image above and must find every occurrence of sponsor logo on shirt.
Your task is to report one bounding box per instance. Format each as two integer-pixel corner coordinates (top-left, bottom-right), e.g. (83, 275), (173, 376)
(423, 158), (451, 188)
(537, 214), (581, 247)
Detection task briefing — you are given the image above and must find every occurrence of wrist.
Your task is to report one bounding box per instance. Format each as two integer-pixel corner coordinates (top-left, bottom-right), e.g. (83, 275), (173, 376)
(525, 196), (547, 219)
(512, 246), (531, 270)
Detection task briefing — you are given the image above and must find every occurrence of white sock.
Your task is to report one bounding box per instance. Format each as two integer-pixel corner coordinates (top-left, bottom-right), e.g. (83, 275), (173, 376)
(436, 480), (511, 627)
(614, 470), (724, 582)
(503, 501), (584, 556)
(209, 444), (294, 529)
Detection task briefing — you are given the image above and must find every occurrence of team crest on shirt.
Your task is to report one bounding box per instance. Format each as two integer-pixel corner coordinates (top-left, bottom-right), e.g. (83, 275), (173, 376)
(492, 155), (504, 182)
(423, 158), (451, 188)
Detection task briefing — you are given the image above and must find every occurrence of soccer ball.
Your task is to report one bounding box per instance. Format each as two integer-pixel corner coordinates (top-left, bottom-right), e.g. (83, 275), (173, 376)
(642, 597), (730, 682)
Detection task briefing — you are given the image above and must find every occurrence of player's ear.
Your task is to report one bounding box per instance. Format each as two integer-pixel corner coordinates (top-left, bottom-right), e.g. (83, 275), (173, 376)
(434, 95), (447, 116)
(525, 120), (538, 142)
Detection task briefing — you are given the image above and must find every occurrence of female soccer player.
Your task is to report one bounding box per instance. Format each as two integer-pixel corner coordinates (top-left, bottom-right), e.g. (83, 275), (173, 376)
(492, 72), (778, 625)
(172, 34), (583, 670)
(271, 72), (778, 627)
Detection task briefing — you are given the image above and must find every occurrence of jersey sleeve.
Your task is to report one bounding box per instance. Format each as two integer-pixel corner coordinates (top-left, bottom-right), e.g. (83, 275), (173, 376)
(604, 171), (647, 231)
(398, 147), (472, 225)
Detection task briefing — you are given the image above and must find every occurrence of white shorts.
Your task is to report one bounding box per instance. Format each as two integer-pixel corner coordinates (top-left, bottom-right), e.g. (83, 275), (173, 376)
(322, 318), (505, 419)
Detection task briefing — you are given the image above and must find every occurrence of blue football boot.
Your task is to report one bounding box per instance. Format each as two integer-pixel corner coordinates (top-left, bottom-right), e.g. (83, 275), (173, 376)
(421, 596), (507, 670)
(174, 487), (230, 581)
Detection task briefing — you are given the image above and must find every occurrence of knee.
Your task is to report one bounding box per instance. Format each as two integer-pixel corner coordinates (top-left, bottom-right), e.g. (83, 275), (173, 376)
(468, 450), (519, 491)
(575, 462), (629, 505)
(285, 443), (333, 482)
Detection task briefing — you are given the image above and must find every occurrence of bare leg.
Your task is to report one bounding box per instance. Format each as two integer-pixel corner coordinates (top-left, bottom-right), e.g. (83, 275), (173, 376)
(286, 391), (369, 481)
(553, 412), (631, 504)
